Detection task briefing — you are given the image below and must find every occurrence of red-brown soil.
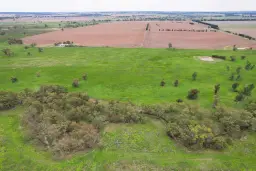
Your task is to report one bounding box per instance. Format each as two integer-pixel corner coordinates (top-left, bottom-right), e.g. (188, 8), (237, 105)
(23, 22), (146, 47)
(22, 21), (256, 49)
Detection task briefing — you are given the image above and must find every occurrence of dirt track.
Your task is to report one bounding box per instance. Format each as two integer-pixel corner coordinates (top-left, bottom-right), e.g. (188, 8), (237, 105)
(22, 21), (256, 49)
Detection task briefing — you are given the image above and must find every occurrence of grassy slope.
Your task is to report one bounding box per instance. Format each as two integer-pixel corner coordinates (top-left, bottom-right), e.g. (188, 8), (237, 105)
(0, 22), (62, 43)
(1, 22), (256, 170)
(0, 46), (256, 108)
(0, 108), (255, 170)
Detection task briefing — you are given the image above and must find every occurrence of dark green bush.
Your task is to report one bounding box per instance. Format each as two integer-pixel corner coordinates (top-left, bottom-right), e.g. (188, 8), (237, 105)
(176, 99), (183, 103)
(229, 73), (235, 81)
(192, 72), (197, 81)
(214, 84), (220, 95)
(31, 43), (37, 47)
(242, 84), (255, 96)
(235, 93), (244, 102)
(160, 79), (165, 87)
(236, 67), (242, 74)
(187, 89), (199, 100)
(232, 83), (239, 92)
(241, 56), (246, 60)
(226, 65), (230, 71)
(230, 56), (236, 62)
(245, 61), (252, 70)
(38, 48), (44, 53)
(236, 74), (241, 81)
(11, 77), (18, 83)
(174, 80), (179, 87)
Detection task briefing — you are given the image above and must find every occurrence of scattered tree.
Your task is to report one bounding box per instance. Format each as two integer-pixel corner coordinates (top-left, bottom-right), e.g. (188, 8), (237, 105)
(160, 79), (166, 87)
(192, 72), (197, 81)
(187, 89), (199, 100)
(229, 73), (235, 81)
(236, 67), (242, 74)
(236, 75), (241, 81)
(27, 52), (31, 56)
(24, 46), (30, 49)
(214, 84), (220, 95)
(242, 84), (255, 96)
(82, 74), (87, 80)
(230, 56), (236, 62)
(174, 80), (179, 87)
(2, 48), (13, 57)
(72, 79), (79, 88)
(168, 43), (172, 48)
(36, 72), (41, 77)
(31, 43), (37, 47)
(11, 77), (18, 83)
(235, 93), (244, 102)
(233, 45), (237, 51)
(226, 65), (230, 71)
(232, 83), (239, 92)
(241, 56), (246, 60)
(38, 48), (44, 53)
(176, 99), (183, 103)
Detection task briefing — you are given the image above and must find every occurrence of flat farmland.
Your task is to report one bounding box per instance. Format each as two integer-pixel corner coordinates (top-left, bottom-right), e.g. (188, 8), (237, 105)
(144, 21), (256, 49)
(22, 21), (256, 49)
(209, 21), (256, 38)
(23, 21), (147, 47)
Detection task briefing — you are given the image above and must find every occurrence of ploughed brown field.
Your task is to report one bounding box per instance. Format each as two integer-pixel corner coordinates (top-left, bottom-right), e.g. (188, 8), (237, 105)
(208, 21), (256, 38)
(22, 21), (256, 49)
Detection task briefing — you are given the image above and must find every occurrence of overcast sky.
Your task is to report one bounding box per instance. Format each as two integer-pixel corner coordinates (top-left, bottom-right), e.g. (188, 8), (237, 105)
(1, 0), (255, 12)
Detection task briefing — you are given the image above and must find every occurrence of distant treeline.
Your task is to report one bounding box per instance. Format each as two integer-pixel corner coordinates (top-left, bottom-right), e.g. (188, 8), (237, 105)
(192, 20), (219, 29)
(204, 19), (256, 21)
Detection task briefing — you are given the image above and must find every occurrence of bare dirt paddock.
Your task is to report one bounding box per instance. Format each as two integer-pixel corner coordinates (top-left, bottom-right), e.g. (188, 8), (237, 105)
(22, 21), (256, 49)
(23, 22), (147, 48)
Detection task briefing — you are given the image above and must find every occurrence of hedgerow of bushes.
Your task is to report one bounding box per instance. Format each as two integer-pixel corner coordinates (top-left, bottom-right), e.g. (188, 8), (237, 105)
(1, 84), (256, 156)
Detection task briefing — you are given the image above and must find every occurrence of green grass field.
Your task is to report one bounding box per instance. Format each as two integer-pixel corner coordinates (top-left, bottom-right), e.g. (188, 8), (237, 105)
(1, 46), (256, 108)
(1, 23), (256, 170)
(1, 108), (256, 170)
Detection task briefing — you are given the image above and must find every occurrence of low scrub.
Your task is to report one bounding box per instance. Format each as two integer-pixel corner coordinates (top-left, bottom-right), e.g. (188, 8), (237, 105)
(142, 103), (256, 150)
(8, 38), (23, 45)
(21, 85), (143, 156)
(0, 92), (19, 110)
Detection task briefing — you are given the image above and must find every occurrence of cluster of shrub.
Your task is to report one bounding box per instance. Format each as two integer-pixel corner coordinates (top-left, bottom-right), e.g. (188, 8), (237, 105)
(18, 85), (143, 157)
(142, 103), (256, 150)
(0, 31), (6, 36)
(1, 48), (14, 57)
(1, 85), (256, 156)
(8, 38), (23, 45)
(227, 59), (255, 102)
(160, 72), (199, 100)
